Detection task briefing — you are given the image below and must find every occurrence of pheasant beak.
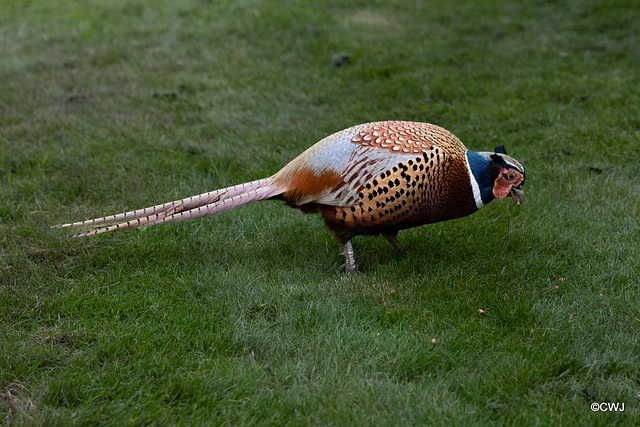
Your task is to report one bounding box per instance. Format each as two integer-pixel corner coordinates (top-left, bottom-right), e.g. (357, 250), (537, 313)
(510, 187), (524, 206)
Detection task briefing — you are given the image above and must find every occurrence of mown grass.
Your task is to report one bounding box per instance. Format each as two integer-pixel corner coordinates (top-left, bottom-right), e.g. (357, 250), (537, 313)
(1, 0), (639, 424)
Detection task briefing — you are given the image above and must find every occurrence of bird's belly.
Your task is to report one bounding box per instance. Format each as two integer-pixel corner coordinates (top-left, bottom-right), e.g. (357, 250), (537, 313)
(321, 195), (478, 236)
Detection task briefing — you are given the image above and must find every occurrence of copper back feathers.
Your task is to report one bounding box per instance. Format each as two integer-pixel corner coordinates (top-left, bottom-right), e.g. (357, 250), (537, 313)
(350, 121), (466, 155)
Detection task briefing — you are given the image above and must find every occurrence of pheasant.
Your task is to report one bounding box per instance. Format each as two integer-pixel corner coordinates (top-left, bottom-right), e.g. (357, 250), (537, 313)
(58, 121), (525, 271)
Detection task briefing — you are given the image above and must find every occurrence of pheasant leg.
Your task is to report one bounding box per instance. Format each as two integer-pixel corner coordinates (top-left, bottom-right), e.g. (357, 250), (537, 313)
(383, 233), (407, 253)
(339, 239), (358, 273)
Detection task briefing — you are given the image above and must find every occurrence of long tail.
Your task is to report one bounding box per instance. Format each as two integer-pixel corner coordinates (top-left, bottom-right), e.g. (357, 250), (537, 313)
(56, 177), (286, 237)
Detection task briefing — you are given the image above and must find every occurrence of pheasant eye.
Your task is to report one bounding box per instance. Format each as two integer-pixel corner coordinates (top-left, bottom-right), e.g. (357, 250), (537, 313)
(506, 171), (516, 180)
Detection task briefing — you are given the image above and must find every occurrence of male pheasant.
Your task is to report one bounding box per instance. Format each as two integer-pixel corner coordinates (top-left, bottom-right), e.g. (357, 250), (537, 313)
(59, 121), (525, 271)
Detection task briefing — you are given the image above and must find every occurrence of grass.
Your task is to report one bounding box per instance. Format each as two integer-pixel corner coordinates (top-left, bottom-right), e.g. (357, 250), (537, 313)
(1, 0), (639, 424)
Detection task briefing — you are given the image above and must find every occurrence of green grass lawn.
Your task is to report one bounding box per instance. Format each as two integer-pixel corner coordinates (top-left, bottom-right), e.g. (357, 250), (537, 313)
(1, 0), (639, 424)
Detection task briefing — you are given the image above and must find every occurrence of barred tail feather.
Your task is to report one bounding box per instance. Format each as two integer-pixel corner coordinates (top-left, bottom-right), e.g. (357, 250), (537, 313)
(57, 178), (272, 229)
(59, 178), (284, 237)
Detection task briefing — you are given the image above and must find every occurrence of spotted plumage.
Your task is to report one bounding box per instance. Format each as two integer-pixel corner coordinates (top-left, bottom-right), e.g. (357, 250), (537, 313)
(58, 120), (526, 271)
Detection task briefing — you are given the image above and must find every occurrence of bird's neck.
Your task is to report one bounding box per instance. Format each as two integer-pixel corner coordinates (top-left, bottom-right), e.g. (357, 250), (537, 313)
(465, 150), (500, 208)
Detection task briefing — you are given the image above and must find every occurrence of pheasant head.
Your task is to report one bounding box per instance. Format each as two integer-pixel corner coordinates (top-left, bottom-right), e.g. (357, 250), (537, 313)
(466, 146), (526, 208)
